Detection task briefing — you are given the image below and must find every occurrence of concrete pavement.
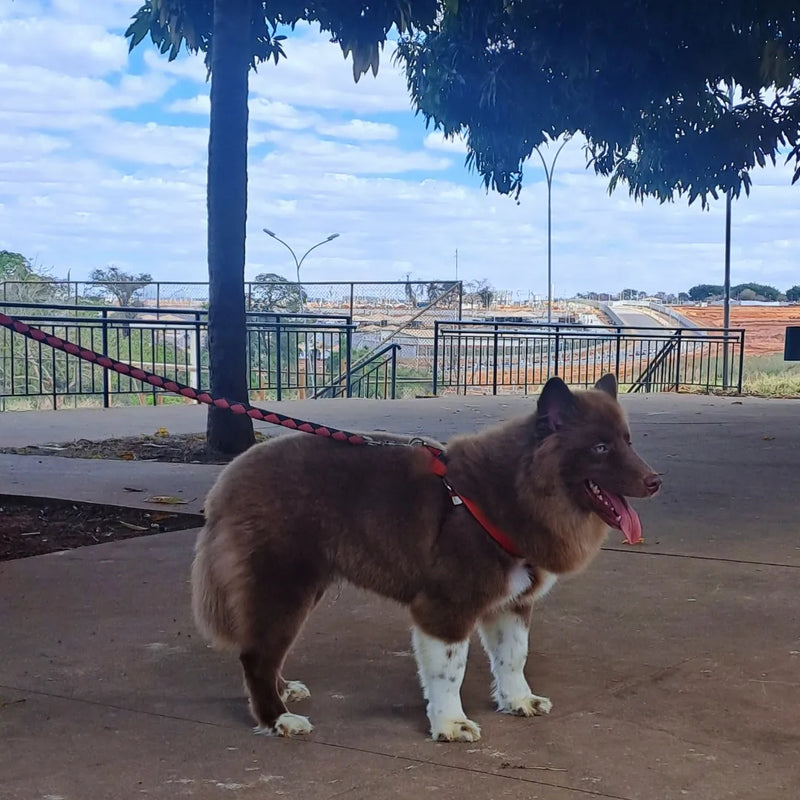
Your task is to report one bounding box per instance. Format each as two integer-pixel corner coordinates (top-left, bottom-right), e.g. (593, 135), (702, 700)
(1, 394), (799, 799)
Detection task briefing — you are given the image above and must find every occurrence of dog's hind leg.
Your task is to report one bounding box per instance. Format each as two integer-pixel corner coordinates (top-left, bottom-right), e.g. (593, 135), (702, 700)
(477, 599), (552, 717)
(240, 585), (323, 737)
(411, 627), (480, 742)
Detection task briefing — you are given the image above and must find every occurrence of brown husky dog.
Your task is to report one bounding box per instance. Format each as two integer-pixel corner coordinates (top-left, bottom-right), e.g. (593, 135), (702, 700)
(192, 374), (660, 741)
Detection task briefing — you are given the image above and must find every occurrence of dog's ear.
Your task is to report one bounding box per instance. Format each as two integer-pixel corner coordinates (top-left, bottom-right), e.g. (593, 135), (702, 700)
(536, 377), (576, 436)
(594, 373), (618, 399)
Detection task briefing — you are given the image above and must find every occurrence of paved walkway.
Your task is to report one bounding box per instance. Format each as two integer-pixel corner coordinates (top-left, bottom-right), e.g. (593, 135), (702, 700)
(1, 394), (799, 799)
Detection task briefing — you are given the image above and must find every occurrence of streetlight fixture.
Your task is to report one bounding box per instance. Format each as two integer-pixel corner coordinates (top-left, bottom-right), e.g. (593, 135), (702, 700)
(532, 135), (572, 324)
(262, 228), (340, 310)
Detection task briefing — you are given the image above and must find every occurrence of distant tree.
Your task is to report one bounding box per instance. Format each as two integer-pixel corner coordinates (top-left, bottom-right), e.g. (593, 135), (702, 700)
(731, 282), (784, 301)
(0, 251), (69, 303)
(466, 279), (494, 310)
(89, 266), (153, 307)
(786, 286), (800, 302)
(688, 284), (725, 302)
(425, 280), (459, 308)
(678, 292), (690, 303)
(250, 273), (306, 313)
(0, 250), (32, 281)
(403, 274), (418, 307)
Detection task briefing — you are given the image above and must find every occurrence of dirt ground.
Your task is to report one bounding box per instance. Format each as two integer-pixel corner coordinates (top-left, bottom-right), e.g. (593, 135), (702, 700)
(0, 431), (272, 465)
(0, 433), (246, 561)
(674, 305), (800, 355)
(0, 495), (203, 561)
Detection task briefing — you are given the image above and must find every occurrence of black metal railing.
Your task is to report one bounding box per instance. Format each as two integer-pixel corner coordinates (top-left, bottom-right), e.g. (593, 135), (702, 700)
(0, 301), (399, 408)
(314, 343), (400, 399)
(433, 321), (745, 395)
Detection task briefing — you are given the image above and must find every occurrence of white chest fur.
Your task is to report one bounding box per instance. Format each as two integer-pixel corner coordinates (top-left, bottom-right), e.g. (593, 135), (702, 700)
(507, 563), (533, 599)
(500, 564), (558, 608)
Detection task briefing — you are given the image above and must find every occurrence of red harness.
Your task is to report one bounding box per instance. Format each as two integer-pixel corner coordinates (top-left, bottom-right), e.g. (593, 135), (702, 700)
(427, 450), (523, 559)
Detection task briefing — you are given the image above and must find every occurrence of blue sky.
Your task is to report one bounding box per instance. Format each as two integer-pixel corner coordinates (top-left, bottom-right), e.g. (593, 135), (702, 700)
(1, 0), (799, 297)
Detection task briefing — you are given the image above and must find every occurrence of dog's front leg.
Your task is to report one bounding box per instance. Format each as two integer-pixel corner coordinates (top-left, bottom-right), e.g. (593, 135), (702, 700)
(411, 627), (480, 742)
(478, 605), (552, 717)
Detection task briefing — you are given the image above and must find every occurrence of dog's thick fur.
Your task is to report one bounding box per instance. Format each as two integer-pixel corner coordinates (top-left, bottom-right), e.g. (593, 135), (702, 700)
(192, 375), (660, 741)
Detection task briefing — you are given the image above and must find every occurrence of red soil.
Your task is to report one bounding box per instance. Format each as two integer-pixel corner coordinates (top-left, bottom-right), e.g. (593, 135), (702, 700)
(673, 306), (800, 355)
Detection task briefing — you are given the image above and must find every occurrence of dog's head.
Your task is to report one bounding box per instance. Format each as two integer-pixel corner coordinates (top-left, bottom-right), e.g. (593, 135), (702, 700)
(535, 374), (661, 543)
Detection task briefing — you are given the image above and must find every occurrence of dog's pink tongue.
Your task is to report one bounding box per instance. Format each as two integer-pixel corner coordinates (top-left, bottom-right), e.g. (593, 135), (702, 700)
(608, 493), (643, 544)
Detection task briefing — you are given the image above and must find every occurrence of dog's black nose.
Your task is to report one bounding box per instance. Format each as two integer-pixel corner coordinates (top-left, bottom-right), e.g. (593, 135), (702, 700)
(644, 473), (662, 495)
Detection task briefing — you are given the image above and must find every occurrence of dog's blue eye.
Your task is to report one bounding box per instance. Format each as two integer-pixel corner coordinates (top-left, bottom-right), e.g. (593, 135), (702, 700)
(592, 443), (609, 455)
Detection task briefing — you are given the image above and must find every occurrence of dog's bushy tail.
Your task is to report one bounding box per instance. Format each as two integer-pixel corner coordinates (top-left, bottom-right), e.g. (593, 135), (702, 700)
(191, 524), (242, 651)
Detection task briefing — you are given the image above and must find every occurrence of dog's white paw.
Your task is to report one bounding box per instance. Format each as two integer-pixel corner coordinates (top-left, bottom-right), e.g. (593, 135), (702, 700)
(281, 680), (311, 703)
(499, 694), (552, 717)
(255, 712), (314, 737)
(431, 718), (482, 742)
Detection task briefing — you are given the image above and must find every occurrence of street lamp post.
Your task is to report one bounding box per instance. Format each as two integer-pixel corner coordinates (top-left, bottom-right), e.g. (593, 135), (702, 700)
(722, 80), (735, 390)
(532, 135), (571, 324)
(262, 228), (340, 311)
(262, 228), (340, 398)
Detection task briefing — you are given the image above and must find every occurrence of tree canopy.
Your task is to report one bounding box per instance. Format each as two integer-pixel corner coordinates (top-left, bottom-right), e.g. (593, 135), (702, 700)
(89, 266), (153, 307)
(126, 0), (438, 80)
(250, 272), (306, 312)
(395, 1), (800, 207)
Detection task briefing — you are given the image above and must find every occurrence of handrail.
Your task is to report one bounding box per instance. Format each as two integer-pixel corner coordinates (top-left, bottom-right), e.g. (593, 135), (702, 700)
(313, 342), (401, 399)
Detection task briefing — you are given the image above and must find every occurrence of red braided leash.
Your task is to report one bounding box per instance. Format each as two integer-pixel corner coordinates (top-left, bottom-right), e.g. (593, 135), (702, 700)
(0, 310), (447, 455)
(0, 311), (526, 558)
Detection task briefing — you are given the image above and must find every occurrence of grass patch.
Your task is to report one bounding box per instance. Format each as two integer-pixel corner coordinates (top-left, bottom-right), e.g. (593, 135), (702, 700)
(740, 354), (800, 397)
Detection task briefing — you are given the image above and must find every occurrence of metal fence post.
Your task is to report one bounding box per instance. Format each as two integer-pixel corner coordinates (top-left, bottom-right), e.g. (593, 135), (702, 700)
(194, 311), (203, 390)
(101, 309), (110, 408)
(615, 327), (622, 380)
(674, 329), (683, 392)
(432, 321), (439, 396)
(553, 328), (560, 378)
(345, 325), (353, 398)
(349, 283), (355, 317)
(737, 330), (745, 393)
(492, 324), (499, 395)
(390, 345), (397, 399)
(275, 320), (282, 401)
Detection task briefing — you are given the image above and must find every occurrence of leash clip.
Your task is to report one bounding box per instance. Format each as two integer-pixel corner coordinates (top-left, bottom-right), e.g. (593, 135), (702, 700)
(440, 476), (463, 506)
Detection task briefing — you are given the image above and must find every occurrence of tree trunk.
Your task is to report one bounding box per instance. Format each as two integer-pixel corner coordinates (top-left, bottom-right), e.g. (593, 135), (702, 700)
(205, 0), (256, 454)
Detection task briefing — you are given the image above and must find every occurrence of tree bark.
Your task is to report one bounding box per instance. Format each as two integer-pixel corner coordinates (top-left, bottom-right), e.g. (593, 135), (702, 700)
(205, 0), (256, 454)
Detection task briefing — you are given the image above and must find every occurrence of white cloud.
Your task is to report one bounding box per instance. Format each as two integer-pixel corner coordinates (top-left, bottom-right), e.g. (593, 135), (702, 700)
(82, 120), (208, 168)
(168, 95), (210, 115)
(254, 132), (452, 176)
(0, 17), (128, 75)
(246, 29), (414, 114)
(317, 119), (398, 141)
(0, 64), (173, 120)
(424, 132), (468, 154)
(0, 8), (798, 298)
